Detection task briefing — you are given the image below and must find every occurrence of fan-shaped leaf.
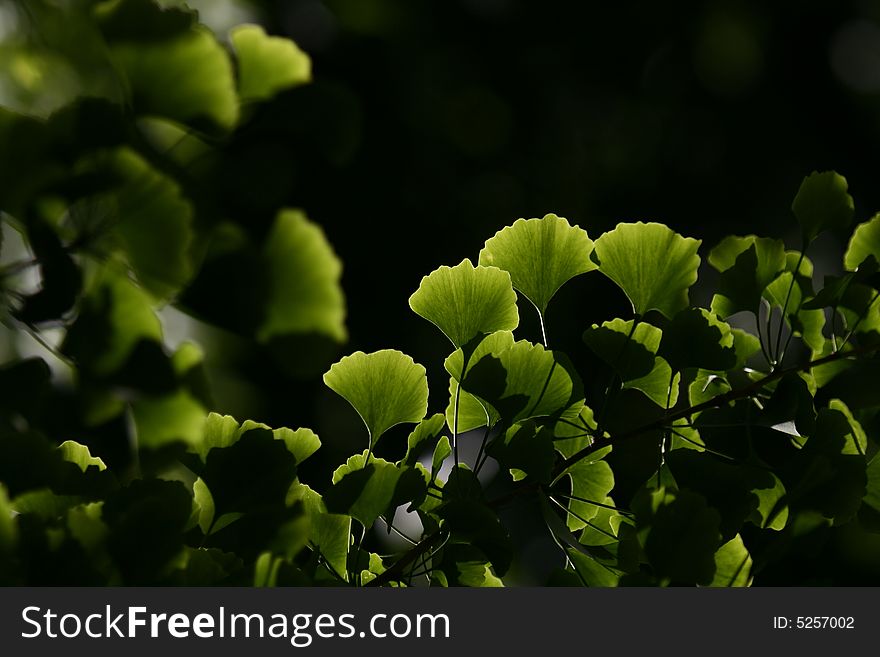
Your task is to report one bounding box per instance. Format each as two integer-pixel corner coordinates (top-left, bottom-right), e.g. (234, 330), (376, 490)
(583, 319), (680, 407)
(710, 535), (752, 587)
(659, 308), (736, 372)
(845, 213), (880, 271)
(326, 452), (403, 527)
(106, 24), (238, 132)
(258, 209), (347, 344)
(58, 441), (107, 472)
(194, 412), (321, 465)
(708, 235), (786, 317)
(231, 24), (311, 103)
(409, 259), (519, 348)
(323, 350), (428, 446)
(592, 222), (701, 318)
(792, 170), (854, 242)
(478, 213), (596, 314)
(460, 340), (583, 425)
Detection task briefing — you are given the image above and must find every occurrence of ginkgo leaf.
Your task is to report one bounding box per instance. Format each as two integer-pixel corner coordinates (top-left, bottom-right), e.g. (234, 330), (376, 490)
(409, 259), (519, 348)
(583, 318), (680, 407)
(58, 441), (107, 472)
(106, 24), (239, 132)
(61, 267), (163, 376)
(710, 535), (753, 587)
(844, 213), (880, 271)
(231, 24), (311, 102)
(323, 350), (429, 446)
(325, 452), (403, 527)
(194, 412), (321, 465)
(659, 308), (736, 372)
(708, 235), (786, 317)
(459, 340), (583, 425)
(791, 170), (854, 243)
(257, 209), (347, 344)
(478, 213), (596, 315)
(445, 376), (496, 433)
(592, 222), (701, 318)
(107, 148), (195, 300)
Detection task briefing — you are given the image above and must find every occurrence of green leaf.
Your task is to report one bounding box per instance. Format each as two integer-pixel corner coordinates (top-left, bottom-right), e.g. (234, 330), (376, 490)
(58, 441), (107, 472)
(659, 308), (736, 372)
(231, 24), (311, 103)
(409, 259), (519, 348)
(194, 412), (321, 465)
(323, 349), (428, 446)
(791, 170), (854, 242)
(460, 340), (584, 424)
(845, 213), (880, 271)
(708, 236), (786, 317)
(592, 222), (701, 318)
(487, 421), (555, 484)
(565, 449), (615, 531)
(445, 377), (495, 433)
(0, 484), (16, 554)
(325, 452), (403, 527)
(132, 389), (206, 449)
(104, 148), (195, 300)
(258, 209), (347, 344)
(401, 413), (446, 467)
(568, 551), (620, 587)
(61, 267), (163, 376)
(478, 213), (596, 315)
(193, 477), (214, 535)
(287, 483), (351, 582)
(105, 22), (239, 132)
(633, 486), (722, 585)
(709, 535), (752, 587)
(763, 272), (826, 352)
(583, 319), (680, 407)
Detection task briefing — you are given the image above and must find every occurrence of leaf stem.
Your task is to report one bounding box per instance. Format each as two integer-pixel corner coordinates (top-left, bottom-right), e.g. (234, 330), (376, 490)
(773, 246), (806, 366)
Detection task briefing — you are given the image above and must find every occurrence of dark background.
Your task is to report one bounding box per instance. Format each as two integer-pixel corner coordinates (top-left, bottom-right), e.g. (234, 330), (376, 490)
(216, 0), (880, 468)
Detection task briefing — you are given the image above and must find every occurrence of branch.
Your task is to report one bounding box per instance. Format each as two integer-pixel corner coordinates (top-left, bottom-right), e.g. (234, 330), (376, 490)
(553, 339), (880, 478)
(366, 530), (448, 587)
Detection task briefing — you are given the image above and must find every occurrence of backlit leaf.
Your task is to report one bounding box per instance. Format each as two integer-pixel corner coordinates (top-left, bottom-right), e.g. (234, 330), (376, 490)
(791, 170), (854, 242)
(258, 209), (347, 344)
(409, 259), (519, 348)
(324, 349), (428, 446)
(478, 213), (596, 314)
(845, 213), (880, 271)
(708, 235), (786, 317)
(231, 24), (311, 102)
(592, 222), (701, 318)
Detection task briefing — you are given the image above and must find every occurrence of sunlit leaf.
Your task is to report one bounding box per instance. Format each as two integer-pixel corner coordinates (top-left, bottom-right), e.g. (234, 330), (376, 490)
(478, 213), (596, 315)
(460, 340), (584, 424)
(708, 235), (786, 317)
(258, 209), (347, 344)
(231, 24), (311, 102)
(58, 441), (107, 472)
(592, 222), (701, 318)
(409, 259), (519, 348)
(325, 452), (403, 527)
(101, 6), (239, 132)
(791, 170), (854, 242)
(323, 350), (428, 446)
(583, 319), (680, 407)
(194, 412), (320, 465)
(709, 535), (752, 587)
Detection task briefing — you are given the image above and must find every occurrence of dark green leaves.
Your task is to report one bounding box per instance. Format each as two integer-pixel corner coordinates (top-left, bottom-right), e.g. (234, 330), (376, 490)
(324, 350), (429, 446)
(791, 171), (854, 242)
(708, 235), (786, 317)
(593, 222), (701, 318)
(409, 259), (519, 348)
(479, 213), (596, 315)
(633, 486), (722, 585)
